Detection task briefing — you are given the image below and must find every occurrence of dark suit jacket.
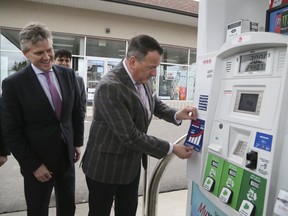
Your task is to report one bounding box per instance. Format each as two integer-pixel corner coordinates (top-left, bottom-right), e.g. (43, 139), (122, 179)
(0, 96), (9, 156)
(76, 75), (87, 114)
(82, 61), (178, 184)
(1, 64), (84, 174)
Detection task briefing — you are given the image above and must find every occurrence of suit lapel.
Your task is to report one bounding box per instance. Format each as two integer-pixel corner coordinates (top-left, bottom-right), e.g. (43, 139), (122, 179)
(116, 63), (150, 125)
(26, 65), (58, 119)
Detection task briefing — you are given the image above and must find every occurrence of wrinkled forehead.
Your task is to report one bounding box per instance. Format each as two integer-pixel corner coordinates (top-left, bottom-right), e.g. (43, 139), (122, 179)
(55, 56), (71, 60)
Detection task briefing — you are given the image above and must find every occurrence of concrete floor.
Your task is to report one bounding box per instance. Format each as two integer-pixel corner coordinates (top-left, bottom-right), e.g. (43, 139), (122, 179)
(0, 106), (192, 215)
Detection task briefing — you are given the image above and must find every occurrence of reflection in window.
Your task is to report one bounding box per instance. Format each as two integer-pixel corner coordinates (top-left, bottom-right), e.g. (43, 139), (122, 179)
(162, 46), (188, 64)
(0, 51), (29, 87)
(87, 60), (104, 87)
(1, 29), (21, 51)
(53, 34), (84, 55)
(107, 59), (121, 71)
(86, 38), (126, 58)
(158, 64), (188, 100)
(189, 49), (197, 65)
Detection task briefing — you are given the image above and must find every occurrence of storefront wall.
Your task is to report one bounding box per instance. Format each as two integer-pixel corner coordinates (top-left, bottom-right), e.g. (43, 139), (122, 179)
(0, 0), (197, 47)
(0, 0), (198, 102)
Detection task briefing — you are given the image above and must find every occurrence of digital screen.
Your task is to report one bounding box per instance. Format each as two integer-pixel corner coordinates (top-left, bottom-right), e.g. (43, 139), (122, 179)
(228, 169), (237, 177)
(211, 160), (218, 168)
(267, 6), (288, 34)
(249, 180), (260, 189)
(239, 51), (267, 72)
(238, 93), (259, 112)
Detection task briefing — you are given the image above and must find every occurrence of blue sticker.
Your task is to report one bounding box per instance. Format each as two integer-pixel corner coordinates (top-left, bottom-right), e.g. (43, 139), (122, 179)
(184, 119), (205, 152)
(254, 132), (273, 152)
(198, 95), (209, 111)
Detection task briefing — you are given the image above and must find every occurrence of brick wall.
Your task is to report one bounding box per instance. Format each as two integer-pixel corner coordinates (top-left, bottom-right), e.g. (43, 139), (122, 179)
(129, 0), (199, 14)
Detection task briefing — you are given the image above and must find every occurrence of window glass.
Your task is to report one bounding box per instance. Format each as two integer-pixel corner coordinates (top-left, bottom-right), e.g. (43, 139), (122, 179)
(1, 29), (21, 51)
(189, 49), (197, 64)
(0, 51), (29, 84)
(86, 38), (126, 58)
(162, 46), (188, 64)
(157, 64), (188, 100)
(53, 33), (84, 56)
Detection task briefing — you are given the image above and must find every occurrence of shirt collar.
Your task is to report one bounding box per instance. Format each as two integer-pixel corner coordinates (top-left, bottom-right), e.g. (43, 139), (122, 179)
(31, 63), (53, 75)
(123, 58), (137, 85)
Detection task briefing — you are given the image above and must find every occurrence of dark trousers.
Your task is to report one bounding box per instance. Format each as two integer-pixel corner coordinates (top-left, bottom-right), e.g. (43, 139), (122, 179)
(86, 171), (141, 216)
(23, 164), (75, 216)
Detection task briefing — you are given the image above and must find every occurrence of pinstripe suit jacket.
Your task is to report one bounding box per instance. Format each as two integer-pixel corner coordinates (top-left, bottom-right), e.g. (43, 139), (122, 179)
(82, 61), (179, 184)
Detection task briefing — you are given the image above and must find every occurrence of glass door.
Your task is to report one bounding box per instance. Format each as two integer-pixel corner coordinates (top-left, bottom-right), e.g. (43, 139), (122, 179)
(86, 58), (121, 106)
(86, 58), (104, 105)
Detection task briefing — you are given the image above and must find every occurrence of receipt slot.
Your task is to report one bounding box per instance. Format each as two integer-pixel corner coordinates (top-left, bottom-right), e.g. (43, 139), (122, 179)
(186, 32), (288, 216)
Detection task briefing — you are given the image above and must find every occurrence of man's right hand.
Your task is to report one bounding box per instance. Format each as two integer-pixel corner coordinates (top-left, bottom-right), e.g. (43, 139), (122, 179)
(172, 145), (194, 159)
(33, 164), (53, 182)
(0, 156), (8, 167)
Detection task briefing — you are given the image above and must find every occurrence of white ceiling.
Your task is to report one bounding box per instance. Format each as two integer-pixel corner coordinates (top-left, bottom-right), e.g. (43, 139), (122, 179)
(25, 0), (198, 27)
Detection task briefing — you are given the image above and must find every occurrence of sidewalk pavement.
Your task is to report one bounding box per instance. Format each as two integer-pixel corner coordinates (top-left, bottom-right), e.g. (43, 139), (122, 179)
(0, 189), (188, 216)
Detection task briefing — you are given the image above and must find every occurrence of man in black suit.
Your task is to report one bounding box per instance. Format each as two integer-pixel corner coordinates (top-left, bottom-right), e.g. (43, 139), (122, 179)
(54, 49), (86, 115)
(82, 34), (197, 216)
(0, 96), (9, 167)
(1, 22), (85, 216)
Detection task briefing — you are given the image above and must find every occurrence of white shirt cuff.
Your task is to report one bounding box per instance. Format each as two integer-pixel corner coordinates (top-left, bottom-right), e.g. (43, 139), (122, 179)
(167, 142), (173, 155)
(174, 113), (182, 125)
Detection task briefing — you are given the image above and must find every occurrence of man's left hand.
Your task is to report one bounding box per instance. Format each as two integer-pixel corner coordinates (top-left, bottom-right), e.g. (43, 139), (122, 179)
(74, 147), (81, 163)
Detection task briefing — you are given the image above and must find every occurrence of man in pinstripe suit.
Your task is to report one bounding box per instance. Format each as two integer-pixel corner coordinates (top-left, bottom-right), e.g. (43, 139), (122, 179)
(82, 34), (197, 216)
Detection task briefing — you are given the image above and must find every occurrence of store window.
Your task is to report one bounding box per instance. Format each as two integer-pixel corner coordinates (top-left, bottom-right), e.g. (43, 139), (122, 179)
(86, 38), (126, 58)
(0, 28), (197, 101)
(189, 49), (197, 65)
(158, 64), (188, 100)
(162, 46), (189, 64)
(0, 29), (28, 85)
(53, 33), (84, 56)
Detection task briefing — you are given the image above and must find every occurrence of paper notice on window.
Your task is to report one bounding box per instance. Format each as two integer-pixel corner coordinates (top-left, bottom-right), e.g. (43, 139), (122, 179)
(274, 189), (288, 216)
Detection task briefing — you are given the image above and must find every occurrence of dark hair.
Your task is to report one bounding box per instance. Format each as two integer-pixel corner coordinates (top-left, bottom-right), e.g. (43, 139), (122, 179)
(126, 35), (163, 61)
(54, 49), (72, 59)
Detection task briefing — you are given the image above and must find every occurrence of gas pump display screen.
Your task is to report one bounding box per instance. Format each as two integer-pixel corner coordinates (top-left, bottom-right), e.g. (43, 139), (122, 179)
(239, 51), (268, 72)
(238, 93), (259, 112)
(234, 90), (263, 115)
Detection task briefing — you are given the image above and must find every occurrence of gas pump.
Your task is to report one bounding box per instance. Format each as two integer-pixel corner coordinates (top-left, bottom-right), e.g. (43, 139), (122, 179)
(186, 32), (288, 216)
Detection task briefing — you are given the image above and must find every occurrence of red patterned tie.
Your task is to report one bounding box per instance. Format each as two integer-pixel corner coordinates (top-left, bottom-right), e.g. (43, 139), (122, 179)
(43, 71), (62, 119)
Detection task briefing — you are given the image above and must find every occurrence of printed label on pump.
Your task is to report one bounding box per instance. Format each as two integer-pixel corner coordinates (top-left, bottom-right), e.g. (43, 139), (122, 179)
(254, 132), (273, 152)
(239, 200), (255, 216)
(274, 189), (288, 216)
(184, 119), (205, 152)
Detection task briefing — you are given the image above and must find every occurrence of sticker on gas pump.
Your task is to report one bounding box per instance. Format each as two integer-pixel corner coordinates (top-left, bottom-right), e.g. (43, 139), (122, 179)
(239, 200), (255, 216)
(198, 95), (208, 111)
(257, 157), (270, 176)
(254, 132), (273, 152)
(184, 119), (205, 152)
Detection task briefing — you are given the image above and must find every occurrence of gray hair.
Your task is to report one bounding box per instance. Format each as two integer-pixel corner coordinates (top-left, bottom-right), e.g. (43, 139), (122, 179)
(19, 22), (52, 52)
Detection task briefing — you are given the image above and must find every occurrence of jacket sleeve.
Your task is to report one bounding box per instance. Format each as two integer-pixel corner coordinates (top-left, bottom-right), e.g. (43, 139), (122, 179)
(1, 79), (41, 172)
(72, 72), (85, 147)
(0, 96), (10, 156)
(95, 82), (170, 159)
